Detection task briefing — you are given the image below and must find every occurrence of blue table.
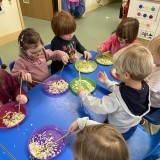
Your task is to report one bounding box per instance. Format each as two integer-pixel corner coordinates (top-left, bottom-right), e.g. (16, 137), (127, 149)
(0, 51), (157, 160)
(0, 51), (116, 160)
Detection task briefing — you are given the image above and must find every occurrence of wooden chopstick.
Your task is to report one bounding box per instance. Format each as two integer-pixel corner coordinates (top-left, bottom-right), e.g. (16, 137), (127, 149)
(0, 144), (16, 160)
(18, 76), (22, 112)
(60, 64), (65, 77)
(32, 80), (47, 85)
(78, 70), (81, 86)
(53, 132), (69, 144)
(40, 133), (69, 152)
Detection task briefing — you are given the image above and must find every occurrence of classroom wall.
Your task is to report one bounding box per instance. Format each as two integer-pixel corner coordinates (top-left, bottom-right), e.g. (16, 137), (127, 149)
(0, 0), (24, 46)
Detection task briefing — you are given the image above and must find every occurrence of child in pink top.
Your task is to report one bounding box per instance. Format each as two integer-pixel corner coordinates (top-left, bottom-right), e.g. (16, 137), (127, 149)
(97, 17), (139, 55)
(11, 28), (69, 89)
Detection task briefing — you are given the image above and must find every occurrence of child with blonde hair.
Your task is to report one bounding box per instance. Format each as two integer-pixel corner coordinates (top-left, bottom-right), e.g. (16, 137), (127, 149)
(11, 28), (69, 89)
(50, 11), (92, 74)
(0, 67), (28, 105)
(76, 44), (154, 139)
(69, 122), (129, 160)
(145, 35), (160, 109)
(97, 17), (139, 55)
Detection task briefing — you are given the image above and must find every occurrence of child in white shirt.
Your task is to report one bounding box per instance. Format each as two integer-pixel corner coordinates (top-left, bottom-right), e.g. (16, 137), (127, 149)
(145, 35), (160, 109)
(72, 44), (154, 139)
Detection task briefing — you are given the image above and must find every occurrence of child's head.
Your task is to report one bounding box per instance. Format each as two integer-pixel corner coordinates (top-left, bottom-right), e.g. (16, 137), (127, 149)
(51, 11), (76, 40)
(116, 17), (139, 44)
(113, 44), (154, 81)
(148, 35), (160, 66)
(73, 124), (129, 160)
(18, 28), (44, 58)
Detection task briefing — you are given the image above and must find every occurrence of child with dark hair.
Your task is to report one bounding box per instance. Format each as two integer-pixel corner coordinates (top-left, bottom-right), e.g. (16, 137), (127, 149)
(11, 28), (69, 89)
(97, 17), (139, 55)
(50, 11), (92, 74)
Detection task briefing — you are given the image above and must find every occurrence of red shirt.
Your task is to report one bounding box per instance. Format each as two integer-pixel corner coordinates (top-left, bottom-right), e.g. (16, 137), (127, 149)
(0, 70), (27, 104)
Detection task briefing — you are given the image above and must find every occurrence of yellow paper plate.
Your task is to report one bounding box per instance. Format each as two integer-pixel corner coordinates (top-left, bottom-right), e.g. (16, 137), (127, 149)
(75, 60), (97, 73)
(96, 52), (113, 65)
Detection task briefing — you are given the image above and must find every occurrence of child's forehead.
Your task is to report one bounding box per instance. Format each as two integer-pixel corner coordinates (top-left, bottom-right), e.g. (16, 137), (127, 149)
(27, 43), (43, 50)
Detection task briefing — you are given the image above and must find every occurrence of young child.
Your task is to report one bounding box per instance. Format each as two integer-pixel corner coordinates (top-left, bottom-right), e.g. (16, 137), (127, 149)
(97, 17), (139, 55)
(0, 67), (28, 106)
(145, 35), (160, 109)
(76, 44), (154, 139)
(69, 121), (129, 160)
(11, 28), (69, 89)
(50, 11), (92, 74)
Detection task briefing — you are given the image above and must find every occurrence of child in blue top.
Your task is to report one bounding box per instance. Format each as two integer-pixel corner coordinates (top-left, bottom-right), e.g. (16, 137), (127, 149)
(50, 11), (92, 74)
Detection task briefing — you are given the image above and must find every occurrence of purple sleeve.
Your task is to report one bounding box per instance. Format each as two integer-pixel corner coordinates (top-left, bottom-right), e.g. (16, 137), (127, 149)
(4, 70), (27, 100)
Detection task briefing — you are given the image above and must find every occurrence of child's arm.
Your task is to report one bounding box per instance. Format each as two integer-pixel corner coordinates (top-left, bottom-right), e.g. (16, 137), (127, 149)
(4, 70), (28, 104)
(45, 49), (69, 65)
(78, 89), (119, 115)
(74, 36), (92, 60)
(68, 117), (99, 133)
(98, 71), (118, 92)
(11, 59), (32, 83)
(98, 34), (115, 53)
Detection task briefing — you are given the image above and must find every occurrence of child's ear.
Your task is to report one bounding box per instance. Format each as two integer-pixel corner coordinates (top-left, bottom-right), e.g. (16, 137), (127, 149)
(124, 72), (130, 79)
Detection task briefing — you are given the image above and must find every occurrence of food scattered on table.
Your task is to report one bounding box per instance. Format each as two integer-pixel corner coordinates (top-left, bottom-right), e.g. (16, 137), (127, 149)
(75, 60), (97, 73)
(2, 111), (25, 127)
(29, 132), (62, 159)
(47, 79), (69, 94)
(71, 78), (95, 93)
(96, 53), (113, 65)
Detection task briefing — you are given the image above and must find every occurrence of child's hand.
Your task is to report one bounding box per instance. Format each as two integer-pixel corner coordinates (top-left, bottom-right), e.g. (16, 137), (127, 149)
(84, 51), (92, 60)
(97, 71), (108, 83)
(62, 55), (69, 65)
(16, 94), (28, 104)
(21, 72), (32, 83)
(77, 86), (84, 95)
(68, 120), (79, 133)
(97, 46), (103, 54)
(69, 54), (79, 63)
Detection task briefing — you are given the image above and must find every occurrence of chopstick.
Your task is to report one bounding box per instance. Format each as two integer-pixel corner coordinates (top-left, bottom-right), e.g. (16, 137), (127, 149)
(60, 64), (65, 77)
(32, 80), (47, 85)
(40, 133), (69, 152)
(0, 144), (16, 160)
(18, 77), (46, 85)
(53, 132), (69, 144)
(78, 70), (81, 86)
(18, 76), (22, 112)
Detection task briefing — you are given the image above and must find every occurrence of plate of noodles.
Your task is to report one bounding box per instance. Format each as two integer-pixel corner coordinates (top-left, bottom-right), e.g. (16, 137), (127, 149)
(43, 77), (69, 96)
(70, 77), (96, 95)
(28, 125), (66, 160)
(0, 101), (27, 128)
(75, 60), (97, 73)
(96, 52), (113, 65)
